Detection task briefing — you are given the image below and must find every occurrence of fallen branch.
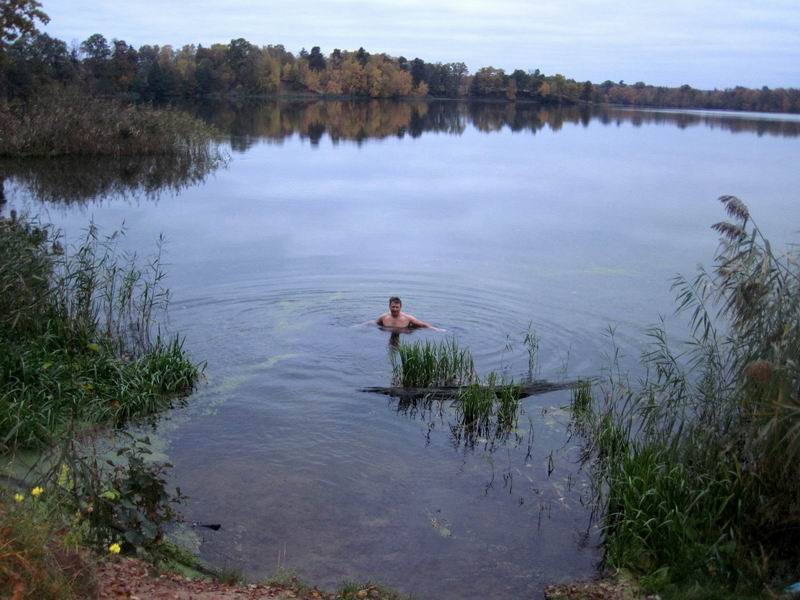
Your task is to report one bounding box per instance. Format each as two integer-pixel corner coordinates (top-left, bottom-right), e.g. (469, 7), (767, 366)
(360, 379), (592, 400)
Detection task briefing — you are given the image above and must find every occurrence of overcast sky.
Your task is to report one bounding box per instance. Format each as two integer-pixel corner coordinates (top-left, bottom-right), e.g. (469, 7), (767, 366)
(41, 0), (799, 89)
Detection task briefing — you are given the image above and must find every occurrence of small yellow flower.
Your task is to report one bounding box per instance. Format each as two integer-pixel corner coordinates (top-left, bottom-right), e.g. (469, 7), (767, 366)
(57, 463), (70, 487)
(108, 542), (121, 555)
(14, 493), (24, 503)
(31, 486), (44, 498)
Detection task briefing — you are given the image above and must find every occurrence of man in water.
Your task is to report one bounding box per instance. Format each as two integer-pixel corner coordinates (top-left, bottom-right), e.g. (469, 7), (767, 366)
(376, 297), (444, 331)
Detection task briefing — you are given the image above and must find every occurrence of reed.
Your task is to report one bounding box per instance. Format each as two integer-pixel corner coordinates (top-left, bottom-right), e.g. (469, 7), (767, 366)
(452, 372), (522, 448)
(569, 381), (593, 417)
(391, 338), (476, 388)
(0, 93), (221, 158)
(523, 323), (540, 378)
(584, 196), (800, 593)
(0, 216), (201, 450)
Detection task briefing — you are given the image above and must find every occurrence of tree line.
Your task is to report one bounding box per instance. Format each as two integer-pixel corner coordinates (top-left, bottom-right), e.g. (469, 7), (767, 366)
(2, 30), (799, 113)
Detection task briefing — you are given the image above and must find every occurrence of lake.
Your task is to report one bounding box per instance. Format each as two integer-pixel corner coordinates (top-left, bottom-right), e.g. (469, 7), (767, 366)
(4, 100), (799, 599)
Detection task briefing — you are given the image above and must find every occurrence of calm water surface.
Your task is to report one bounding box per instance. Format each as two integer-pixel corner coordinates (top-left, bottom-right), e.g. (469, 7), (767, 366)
(4, 101), (800, 599)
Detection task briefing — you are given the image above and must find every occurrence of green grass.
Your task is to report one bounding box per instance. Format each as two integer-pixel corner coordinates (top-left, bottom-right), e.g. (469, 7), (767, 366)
(391, 340), (523, 446)
(452, 372), (522, 447)
(0, 217), (201, 450)
(582, 196), (800, 595)
(391, 338), (476, 388)
(569, 381), (593, 418)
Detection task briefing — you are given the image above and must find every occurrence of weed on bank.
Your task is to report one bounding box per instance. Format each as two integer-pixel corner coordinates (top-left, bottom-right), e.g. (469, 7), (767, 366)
(0, 216), (201, 450)
(579, 197), (800, 595)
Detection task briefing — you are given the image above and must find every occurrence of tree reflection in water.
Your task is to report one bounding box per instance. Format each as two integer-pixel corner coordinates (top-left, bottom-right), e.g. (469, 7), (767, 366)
(0, 147), (226, 205)
(193, 99), (800, 153)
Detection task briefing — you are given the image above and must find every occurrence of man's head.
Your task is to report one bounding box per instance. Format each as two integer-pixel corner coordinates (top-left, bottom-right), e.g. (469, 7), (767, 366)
(389, 296), (402, 317)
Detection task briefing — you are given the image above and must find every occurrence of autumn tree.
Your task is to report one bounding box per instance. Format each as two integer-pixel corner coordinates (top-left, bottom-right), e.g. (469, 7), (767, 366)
(471, 66), (506, 96)
(110, 40), (138, 93)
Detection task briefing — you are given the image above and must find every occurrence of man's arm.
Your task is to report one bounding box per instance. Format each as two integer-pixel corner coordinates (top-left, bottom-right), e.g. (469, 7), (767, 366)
(376, 313), (386, 326)
(407, 315), (445, 332)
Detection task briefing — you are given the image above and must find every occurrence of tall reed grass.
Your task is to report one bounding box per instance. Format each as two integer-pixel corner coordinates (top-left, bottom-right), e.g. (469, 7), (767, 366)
(0, 216), (201, 450)
(451, 372), (522, 448)
(583, 196), (800, 593)
(391, 338), (476, 387)
(391, 339), (524, 447)
(0, 93), (221, 158)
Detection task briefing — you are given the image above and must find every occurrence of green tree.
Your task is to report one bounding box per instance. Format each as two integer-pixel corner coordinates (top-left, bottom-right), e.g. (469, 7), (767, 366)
(308, 46), (325, 71)
(511, 69), (529, 93)
(80, 33), (110, 62)
(5, 33), (76, 97)
(356, 46), (369, 67)
(410, 57), (425, 86)
(1, 0), (49, 49)
(80, 33), (113, 93)
(580, 80), (593, 101)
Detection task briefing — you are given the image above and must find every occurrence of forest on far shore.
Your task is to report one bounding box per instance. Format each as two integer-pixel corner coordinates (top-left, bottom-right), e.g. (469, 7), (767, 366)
(2, 31), (799, 113)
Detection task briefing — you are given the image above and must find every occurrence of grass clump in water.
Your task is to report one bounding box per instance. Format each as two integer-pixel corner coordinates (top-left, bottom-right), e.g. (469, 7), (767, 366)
(0, 215), (201, 450)
(569, 381), (593, 420)
(453, 372), (522, 447)
(583, 196), (800, 595)
(391, 338), (476, 388)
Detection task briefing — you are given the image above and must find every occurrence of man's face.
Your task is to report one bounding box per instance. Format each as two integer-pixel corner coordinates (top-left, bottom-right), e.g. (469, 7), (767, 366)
(389, 301), (401, 317)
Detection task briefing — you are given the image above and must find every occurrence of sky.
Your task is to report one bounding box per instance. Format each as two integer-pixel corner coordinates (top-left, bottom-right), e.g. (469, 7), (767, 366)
(40, 0), (800, 90)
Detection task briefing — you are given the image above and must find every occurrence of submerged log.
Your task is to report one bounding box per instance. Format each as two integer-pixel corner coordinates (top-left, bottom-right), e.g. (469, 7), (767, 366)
(360, 379), (591, 400)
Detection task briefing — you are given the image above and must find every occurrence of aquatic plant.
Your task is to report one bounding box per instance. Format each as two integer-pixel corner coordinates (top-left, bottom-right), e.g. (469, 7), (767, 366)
(391, 338), (476, 388)
(523, 323), (540, 379)
(0, 216), (201, 449)
(0, 93), (223, 158)
(583, 196), (800, 592)
(451, 372), (522, 448)
(569, 381), (593, 419)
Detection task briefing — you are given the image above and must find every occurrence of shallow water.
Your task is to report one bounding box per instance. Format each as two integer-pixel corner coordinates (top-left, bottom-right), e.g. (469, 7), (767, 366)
(4, 100), (800, 598)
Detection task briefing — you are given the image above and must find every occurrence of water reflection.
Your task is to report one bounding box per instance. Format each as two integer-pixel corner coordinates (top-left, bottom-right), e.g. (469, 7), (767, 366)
(381, 379), (584, 452)
(5, 99), (797, 206)
(194, 99), (800, 151)
(0, 149), (225, 205)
